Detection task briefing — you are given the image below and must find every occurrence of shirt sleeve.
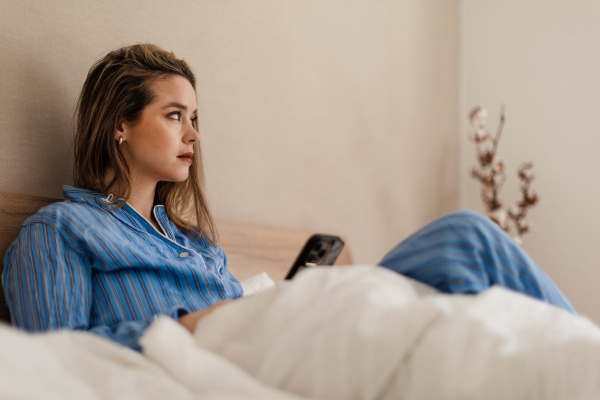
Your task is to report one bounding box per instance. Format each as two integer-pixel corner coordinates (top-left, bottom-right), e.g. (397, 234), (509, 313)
(2, 222), (152, 351)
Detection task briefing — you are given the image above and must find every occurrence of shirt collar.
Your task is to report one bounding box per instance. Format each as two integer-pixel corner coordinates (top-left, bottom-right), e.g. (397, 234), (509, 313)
(62, 185), (190, 245)
(62, 185), (107, 203)
(62, 185), (168, 220)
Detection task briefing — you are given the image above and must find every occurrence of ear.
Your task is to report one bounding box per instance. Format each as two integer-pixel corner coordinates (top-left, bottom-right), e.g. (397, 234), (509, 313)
(114, 119), (127, 142)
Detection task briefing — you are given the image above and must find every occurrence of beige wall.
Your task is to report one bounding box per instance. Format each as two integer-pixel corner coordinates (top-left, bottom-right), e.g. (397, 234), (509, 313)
(0, 0), (459, 264)
(460, 1), (600, 322)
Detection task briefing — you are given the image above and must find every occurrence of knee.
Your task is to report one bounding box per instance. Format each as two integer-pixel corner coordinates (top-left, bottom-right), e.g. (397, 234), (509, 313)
(444, 210), (489, 223)
(432, 210), (502, 236)
(379, 210), (506, 268)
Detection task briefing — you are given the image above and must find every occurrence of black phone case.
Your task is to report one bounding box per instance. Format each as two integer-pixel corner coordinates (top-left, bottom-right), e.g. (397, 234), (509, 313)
(285, 234), (345, 280)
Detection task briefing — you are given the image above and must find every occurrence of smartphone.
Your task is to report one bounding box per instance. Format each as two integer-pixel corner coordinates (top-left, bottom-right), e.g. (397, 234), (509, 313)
(285, 234), (345, 280)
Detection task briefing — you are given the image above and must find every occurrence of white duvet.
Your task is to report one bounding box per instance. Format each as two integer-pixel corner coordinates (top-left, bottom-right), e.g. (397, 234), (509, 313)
(2, 265), (600, 400)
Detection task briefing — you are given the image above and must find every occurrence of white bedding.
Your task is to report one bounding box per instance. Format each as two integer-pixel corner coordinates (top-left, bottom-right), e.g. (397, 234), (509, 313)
(2, 265), (600, 399)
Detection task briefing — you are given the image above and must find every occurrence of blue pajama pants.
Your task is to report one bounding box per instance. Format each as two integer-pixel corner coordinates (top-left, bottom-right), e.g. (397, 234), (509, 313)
(378, 210), (575, 313)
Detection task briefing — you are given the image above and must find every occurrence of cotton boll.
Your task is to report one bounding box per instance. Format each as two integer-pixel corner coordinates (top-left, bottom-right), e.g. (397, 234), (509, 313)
(493, 159), (505, 173)
(469, 107), (489, 129)
(489, 209), (509, 231)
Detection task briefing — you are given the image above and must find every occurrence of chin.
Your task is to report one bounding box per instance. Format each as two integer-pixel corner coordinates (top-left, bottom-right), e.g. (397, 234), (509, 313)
(169, 176), (189, 183)
(175, 172), (191, 182)
(158, 166), (191, 183)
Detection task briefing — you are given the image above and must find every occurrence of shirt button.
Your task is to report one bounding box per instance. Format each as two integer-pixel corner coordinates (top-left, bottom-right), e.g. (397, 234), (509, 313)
(179, 252), (189, 258)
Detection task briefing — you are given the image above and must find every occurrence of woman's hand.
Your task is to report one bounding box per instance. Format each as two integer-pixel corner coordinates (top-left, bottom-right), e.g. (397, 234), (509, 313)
(178, 300), (233, 333)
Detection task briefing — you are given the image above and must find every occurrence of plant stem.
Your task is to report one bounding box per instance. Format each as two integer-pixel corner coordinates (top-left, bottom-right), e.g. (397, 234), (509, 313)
(492, 105), (505, 152)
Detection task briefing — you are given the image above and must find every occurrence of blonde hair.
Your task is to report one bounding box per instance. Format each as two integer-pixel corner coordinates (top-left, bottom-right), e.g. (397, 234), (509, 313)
(73, 44), (217, 243)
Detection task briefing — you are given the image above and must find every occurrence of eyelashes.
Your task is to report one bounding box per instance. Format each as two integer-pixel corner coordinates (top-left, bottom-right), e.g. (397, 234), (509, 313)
(169, 111), (198, 125)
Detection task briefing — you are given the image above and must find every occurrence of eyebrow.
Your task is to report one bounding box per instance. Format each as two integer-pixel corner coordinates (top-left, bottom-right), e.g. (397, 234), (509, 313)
(161, 102), (197, 113)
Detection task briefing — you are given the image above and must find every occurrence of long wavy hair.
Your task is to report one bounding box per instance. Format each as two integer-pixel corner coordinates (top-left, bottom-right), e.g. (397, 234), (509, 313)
(73, 44), (217, 244)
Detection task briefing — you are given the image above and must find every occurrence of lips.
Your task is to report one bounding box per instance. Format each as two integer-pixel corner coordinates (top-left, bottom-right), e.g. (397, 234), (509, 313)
(177, 152), (194, 163)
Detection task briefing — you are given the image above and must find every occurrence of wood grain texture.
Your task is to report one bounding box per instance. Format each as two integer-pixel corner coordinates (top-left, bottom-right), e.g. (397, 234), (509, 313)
(0, 192), (59, 322)
(0, 191), (353, 322)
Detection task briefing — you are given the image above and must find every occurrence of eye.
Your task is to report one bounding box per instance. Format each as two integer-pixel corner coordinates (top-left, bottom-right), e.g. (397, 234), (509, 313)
(169, 111), (182, 121)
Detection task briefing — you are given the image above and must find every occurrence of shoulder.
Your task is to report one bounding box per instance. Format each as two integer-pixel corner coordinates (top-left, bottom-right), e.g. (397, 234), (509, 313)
(16, 187), (118, 253)
(24, 200), (102, 230)
(4, 201), (90, 266)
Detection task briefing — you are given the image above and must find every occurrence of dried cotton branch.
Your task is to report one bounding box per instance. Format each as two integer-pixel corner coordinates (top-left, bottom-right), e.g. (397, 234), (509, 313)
(468, 106), (539, 245)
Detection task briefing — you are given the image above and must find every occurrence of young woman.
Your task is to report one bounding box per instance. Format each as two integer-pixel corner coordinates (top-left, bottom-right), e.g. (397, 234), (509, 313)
(2, 44), (575, 352)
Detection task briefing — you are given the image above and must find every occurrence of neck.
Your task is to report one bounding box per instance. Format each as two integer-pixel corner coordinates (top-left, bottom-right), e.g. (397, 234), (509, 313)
(127, 181), (157, 222)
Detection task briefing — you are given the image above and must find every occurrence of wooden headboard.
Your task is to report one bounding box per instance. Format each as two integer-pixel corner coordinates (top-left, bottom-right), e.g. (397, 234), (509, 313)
(0, 191), (352, 323)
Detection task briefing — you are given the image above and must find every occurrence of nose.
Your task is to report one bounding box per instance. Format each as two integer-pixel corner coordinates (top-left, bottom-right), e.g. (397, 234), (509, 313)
(184, 121), (200, 144)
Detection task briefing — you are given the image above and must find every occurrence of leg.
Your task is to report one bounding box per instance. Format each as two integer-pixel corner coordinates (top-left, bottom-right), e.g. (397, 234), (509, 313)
(378, 210), (575, 313)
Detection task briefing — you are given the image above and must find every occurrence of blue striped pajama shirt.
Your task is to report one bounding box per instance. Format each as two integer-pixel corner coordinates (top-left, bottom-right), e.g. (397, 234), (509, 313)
(2, 186), (242, 351)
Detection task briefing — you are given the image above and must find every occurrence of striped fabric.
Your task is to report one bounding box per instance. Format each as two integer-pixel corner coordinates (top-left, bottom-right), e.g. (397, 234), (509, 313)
(378, 210), (575, 313)
(2, 186), (242, 351)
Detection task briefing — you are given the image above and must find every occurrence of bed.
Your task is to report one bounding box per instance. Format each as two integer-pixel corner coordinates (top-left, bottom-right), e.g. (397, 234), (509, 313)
(2, 191), (600, 400)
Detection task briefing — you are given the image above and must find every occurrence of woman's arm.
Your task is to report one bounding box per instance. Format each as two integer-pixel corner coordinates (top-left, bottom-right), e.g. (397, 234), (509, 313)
(178, 300), (232, 333)
(2, 222), (152, 350)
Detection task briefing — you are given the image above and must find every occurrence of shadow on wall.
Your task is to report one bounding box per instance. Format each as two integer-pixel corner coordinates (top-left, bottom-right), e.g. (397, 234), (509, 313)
(438, 137), (459, 215)
(4, 55), (74, 198)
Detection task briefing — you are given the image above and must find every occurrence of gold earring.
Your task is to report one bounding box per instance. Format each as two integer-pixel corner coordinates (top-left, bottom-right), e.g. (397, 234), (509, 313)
(119, 137), (123, 146)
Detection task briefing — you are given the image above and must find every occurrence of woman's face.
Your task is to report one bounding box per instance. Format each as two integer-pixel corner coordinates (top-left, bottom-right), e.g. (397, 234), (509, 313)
(117, 75), (199, 188)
